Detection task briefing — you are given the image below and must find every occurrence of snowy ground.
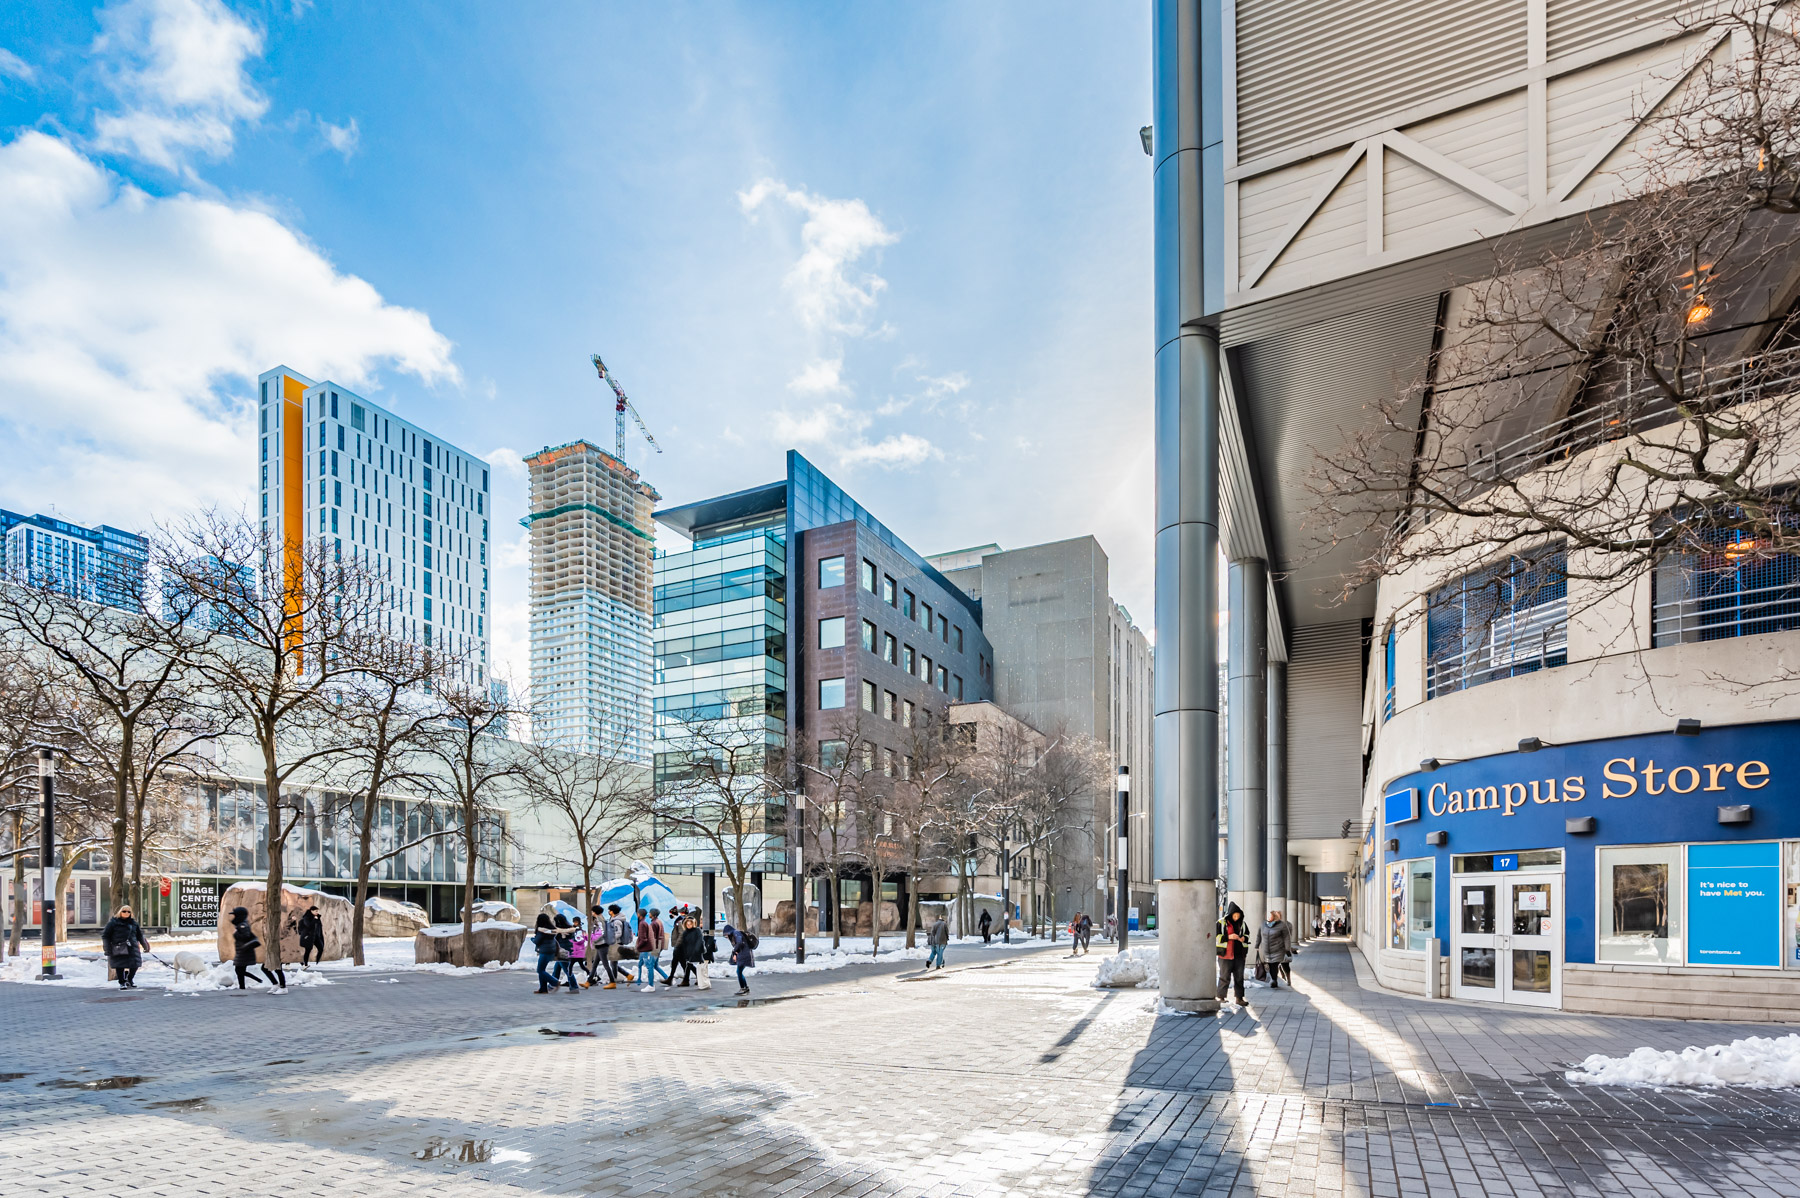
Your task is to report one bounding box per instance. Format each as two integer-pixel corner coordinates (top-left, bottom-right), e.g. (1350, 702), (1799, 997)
(1568, 1033), (1800, 1088)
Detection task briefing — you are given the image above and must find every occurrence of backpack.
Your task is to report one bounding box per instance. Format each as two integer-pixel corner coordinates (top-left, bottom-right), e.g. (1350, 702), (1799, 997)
(743, 931), (760, 950)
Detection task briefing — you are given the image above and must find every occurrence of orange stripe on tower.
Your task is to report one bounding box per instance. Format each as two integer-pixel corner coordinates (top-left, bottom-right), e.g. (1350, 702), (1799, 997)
(282, 375), (306, 650)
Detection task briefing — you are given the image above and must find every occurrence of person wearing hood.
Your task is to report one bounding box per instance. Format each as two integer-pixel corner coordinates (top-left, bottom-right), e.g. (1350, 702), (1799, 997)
(1215, 902), (1250, 1006)
(297, 905), (324, 967)
(230, 906), (286, 993)
(101, 905), (150, 990)
(1255, 908), (1296, 989)
(978, 908), (993, 944)
(532, 908), (560, 994)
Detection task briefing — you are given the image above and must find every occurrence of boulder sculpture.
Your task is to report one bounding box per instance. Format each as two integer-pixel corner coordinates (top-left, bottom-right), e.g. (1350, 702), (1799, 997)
(770, 900), (819, 934)
(363, 896), (431, 938)
(850, 900), (901, 935)
(414, 921), (527, 967)
(464, 900), (520, 925)
(217, 883), (353, 964)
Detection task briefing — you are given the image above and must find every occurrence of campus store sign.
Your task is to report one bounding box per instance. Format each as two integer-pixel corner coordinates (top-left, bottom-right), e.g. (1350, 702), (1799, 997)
(1382, 720), (1800, 965)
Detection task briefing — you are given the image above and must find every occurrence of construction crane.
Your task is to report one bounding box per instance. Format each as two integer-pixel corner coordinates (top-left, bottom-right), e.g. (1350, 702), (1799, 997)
(591, 353), (663, 461)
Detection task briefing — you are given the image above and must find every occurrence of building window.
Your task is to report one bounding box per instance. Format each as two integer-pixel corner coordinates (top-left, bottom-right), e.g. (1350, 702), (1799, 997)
(1382, 624), (1397, 722)
(902, 700), (914, 727)
(883, 575), (896, 606)
(883, 690), (896, 721)
(818, 555), (845, 589)
(954, 674), (963, 700)
(920, 601), (932, 630)
(861, 680), (878, 712)
(861, 619), (878, 651)
(937, 665), (948, 692)
(1652, 514), (1800, 646)
(1597, 845), (1683, 965)
(939, 614), (949, 643)
(955, 626), (964, 652)
(921, 655), (933, 683)
(883, 748), (897, 778)
(861, 559), (876, 592)
(884, 633), (898, 664)
(1426, 546), (1566, 699)
(818, 616), (845, 649)
(902, 589), (915, 619)
(820, 739), (848, 769)
(1407, 859), (1434, 952)
(819, 678), (846, 709)
(902, 645), (915, 674)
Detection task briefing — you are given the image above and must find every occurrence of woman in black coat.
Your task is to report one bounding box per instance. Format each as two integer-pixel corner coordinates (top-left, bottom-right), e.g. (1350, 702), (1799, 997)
(669, 916), (704, 987)
(101, 905), (150, 990)
(297, 905), (325, 967)
(230, 906), (285, 993)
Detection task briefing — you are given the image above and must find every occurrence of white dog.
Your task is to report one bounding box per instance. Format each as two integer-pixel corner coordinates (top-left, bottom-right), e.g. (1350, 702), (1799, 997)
(171, 951), (211, 979)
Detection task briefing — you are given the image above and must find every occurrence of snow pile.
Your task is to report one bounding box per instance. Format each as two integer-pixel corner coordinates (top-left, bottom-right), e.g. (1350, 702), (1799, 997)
(1568, 1034), (1800, 1089)
(165, 961), (333, 993)
(1093, 945), (1160, 989)
(0, 952), (117, 987)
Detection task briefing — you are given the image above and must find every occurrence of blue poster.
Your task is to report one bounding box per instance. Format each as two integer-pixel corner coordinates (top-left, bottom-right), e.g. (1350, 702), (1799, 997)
(1687, 842), (1781, 967)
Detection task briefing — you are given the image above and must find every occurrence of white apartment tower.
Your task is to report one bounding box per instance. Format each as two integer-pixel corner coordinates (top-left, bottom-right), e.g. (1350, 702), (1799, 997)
(523, 440), (657, 761)
(260, 366), (492, 686)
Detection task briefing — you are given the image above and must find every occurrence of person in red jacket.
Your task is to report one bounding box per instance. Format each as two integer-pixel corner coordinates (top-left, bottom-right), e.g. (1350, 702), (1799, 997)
(1215, 902), (1250, 1006)
(635, 908), (669, 991)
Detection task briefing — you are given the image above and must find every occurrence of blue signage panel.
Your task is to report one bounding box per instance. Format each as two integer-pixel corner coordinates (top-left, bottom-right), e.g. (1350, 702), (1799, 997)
(1383, 787), (1419, 825)
(1492, 853), (1518, 872)
(1687, 841), (1781, 968)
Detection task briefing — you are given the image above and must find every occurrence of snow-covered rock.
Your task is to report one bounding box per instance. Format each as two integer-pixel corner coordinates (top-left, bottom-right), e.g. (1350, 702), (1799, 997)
(364, 896), (430, 938)
(217, 883), (353, 965)
(414, 921), (527, 967)
(1093, 945), (1160, 989)
(1568, 1034), (1800, 1089)
(464, 900), (520, 925)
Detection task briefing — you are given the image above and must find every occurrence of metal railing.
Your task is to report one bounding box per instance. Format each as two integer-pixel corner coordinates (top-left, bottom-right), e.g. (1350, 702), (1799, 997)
(1425, 603), (1568, 699)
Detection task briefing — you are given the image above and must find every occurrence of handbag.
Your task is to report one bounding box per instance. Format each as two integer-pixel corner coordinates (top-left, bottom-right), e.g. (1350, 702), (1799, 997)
(696, 962), (711, 990)
(1253, 962), (1268, 981)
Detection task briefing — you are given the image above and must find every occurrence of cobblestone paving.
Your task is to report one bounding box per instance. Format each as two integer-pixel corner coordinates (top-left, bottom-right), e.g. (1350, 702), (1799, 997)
(4, 940), (1800, 1196)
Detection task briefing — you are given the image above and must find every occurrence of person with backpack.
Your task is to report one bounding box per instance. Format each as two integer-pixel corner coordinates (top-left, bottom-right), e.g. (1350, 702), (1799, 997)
(635, 907), (669, 991)
(722, 921), (757, 995)
(599, 904), (630, 989)
(229, 906), (285, 993)
(1215, 902), (1250, 1006)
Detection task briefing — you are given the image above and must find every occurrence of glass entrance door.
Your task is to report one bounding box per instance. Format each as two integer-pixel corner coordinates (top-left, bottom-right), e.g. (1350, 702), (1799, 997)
(1451, 873), (1561, 1008)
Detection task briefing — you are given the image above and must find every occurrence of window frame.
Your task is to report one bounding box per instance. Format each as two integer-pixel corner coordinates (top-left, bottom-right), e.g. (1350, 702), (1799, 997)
(818, 678), (846, 710)
(817, 616), (845, 650)
(818, 555), (846, 589)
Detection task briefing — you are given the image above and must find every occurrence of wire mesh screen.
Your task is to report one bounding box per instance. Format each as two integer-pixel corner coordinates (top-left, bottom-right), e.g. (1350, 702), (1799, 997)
(1426, 547), (1568, 699)
(1653, 528), (1800, 646)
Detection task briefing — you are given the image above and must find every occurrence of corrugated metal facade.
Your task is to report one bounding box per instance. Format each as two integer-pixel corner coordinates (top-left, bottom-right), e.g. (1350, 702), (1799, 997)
(1235, 0), (1529, 164)
(1546, 0), (1670, 60)
(1286, 621), (1366, 839)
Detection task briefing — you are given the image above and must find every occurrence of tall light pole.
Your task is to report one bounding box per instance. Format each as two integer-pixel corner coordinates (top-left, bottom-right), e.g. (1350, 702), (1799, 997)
(37, 748), (57, 980)
(1116, 765), (1130, 953)
(998, 818), (1010, 944)
(792, 791), (807, 965)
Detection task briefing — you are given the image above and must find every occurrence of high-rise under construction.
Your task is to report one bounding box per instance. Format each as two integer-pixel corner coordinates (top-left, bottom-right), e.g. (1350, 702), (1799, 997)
(523, 440), (659, 760)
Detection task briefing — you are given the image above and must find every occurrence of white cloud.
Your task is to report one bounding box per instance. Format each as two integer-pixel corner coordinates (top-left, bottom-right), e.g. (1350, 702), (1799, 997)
(739, 178), (897, 337)
(318, 116), (359, 159)
(770, 402), (941, 472)
(91, 0), (268, 174)
(919, 371), (969, 398)
(0, 130), (457, 528)
(788, 356), (847, 397)
(0, 49), (34, 84)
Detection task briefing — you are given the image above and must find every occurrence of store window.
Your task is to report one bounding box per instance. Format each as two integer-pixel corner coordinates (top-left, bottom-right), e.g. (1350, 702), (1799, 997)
(818, 555), (845, 589)
(1597, 845), (1683, 964)
(1387, 862), (1408, 950)
(1426, 545), (1567, 698)
(1382, 624), (1397, 722)
(819, 678), (846, 710)
(818, 617), (845, 649)
(1407, 859), (1435, 952)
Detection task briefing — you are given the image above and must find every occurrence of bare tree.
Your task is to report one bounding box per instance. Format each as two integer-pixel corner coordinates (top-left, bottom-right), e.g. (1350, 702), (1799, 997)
(519, 735), (649, 916)
(1023, 731), (1110, 938)
(969, 713), (1041, 936)
(893, 711), (975, 948)
(794, 720), (875, 949)
(1308, 6), (1800, 691)
(424, 679), (523, 967)
(159, 511), (389, 973)
(649, 708), (786, 931)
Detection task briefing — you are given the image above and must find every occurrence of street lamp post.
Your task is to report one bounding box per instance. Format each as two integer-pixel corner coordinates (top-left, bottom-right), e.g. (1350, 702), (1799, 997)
(793, 792), (806, 965)
(1116, 766), (1130, 953)
(999, 820), (1010, 944)
(37, 748), (57, 980)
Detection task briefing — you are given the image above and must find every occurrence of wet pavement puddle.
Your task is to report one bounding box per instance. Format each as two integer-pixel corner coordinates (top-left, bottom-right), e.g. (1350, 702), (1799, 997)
(413, 1137), (531, 1165)
(145, 1097), (211, 1111)
(40, 1076), (151, 1091)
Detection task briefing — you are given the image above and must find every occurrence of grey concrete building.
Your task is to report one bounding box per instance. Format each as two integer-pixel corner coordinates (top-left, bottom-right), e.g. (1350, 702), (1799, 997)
(927, 538), (1155, 927)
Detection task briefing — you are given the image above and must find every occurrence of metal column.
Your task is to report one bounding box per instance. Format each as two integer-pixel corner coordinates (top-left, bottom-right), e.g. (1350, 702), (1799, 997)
(1226, 559), (1268, 931)
(1266, 659), (1288, 926)
(1151, 0), (1225, 1014)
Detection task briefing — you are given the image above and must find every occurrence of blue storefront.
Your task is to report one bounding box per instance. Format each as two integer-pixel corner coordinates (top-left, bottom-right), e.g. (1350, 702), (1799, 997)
(1379, 720), (1800, 1010)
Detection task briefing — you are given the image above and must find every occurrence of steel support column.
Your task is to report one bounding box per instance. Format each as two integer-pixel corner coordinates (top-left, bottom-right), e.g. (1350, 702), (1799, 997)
(1226, 558), (1268, 935)
(1265, 659), (1288, 929)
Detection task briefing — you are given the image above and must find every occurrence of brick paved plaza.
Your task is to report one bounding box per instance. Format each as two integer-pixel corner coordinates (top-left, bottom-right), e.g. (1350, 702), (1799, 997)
(4, 940), (1800, 1197)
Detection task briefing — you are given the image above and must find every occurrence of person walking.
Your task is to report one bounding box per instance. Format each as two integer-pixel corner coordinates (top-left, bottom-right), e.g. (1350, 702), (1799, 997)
(532, 908), (560, 994)
(1255, 908), (1295, 989)
(102, 904), (150, 990)
(229, 906), (285, 993)
(670, 915), (704, 987)
(583, 905), (608, 987)
(297, 904), (325, 967)
(1073, 912), (1093, 955)
(636, 907), (669, 991)
(1215, 902), (1249, 1006)
(600, 904), (629, 989)
(551, 913), (580, 992)
(722, 921), (756, 995)
(926, 913), (950, 970)
(978, 908), (993, 944)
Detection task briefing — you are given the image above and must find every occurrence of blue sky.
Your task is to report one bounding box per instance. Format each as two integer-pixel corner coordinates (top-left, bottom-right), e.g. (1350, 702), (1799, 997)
(0, 1), (1153, 686)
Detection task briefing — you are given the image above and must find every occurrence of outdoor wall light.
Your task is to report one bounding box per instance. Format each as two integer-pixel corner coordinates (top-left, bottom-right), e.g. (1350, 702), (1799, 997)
(1425, 830), (1447, 847)
(1566, 816), (1597, 834)
(1420, 757), (1441, 771)
(1675, 718), (1703, 736)
(1385, 838), (1400, 853)
(1518, 737), (1545, 753)
(1718, 805), (1753, 825)
(1139, 125), (1153, 155)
